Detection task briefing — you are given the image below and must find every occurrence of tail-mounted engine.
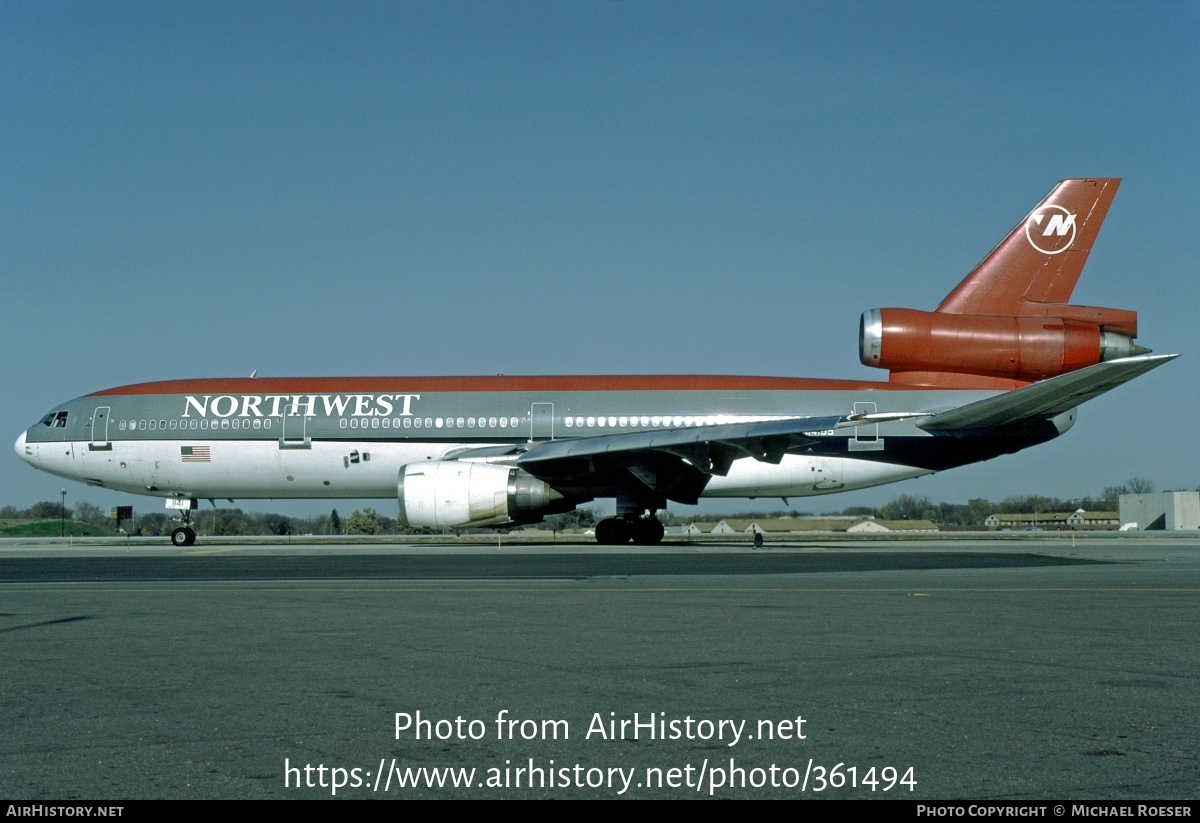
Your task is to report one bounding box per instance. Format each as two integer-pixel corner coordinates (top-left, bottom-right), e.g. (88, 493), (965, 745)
(397, 461), (577, 530)
(859, 307), (1146, 382)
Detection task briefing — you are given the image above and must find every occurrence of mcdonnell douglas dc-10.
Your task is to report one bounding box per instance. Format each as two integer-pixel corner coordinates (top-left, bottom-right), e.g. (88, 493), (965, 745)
(15, 179), (1176, 546)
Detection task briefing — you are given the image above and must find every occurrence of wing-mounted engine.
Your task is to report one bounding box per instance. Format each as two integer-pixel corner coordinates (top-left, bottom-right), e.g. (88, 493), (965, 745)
(397, 461), (578, 530)
(859, 307), (1147, 384)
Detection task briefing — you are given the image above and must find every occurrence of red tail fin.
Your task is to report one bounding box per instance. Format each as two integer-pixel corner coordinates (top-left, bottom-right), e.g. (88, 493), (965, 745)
(861, 178), (1146, 390)
(936, 178), (1121, 315)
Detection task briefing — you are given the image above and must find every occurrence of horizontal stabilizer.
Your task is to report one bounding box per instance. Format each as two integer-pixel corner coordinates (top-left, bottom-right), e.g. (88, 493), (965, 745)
(918, 354), (1177, 434)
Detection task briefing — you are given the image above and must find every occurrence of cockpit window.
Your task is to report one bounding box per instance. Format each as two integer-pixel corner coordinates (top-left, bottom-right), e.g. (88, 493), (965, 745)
(42, 411), (69, 428)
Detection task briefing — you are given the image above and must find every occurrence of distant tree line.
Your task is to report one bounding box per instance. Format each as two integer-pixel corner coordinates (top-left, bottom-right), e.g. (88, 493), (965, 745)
(0, 501), (431, 537)
(662, 477), (1170, 526)
(0, 476), (1186, 536)
(2, 500), (109, 526)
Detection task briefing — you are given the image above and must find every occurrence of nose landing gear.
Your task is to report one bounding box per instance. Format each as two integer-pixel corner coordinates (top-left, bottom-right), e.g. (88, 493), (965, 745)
(169, 501), (198, 547)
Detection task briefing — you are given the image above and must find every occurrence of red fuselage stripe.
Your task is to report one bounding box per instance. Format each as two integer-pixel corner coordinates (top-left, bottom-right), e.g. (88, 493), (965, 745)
(87, 375), (906, 396)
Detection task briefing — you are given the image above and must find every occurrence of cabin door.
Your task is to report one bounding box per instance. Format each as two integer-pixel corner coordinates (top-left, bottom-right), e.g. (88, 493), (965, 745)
(530, 403), (554, 441)
(89, 406), (111, 451)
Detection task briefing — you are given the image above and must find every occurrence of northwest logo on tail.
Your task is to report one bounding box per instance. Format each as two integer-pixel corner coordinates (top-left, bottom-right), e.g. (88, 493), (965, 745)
(1025, 205), (1077, 255)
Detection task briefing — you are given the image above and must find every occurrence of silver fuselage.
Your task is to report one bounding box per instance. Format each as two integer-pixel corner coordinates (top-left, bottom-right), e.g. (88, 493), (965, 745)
(15, 375), (1062, 505)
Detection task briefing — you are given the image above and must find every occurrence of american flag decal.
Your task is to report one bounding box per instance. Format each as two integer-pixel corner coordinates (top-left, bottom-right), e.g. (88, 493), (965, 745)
(181, 445), (211, 463)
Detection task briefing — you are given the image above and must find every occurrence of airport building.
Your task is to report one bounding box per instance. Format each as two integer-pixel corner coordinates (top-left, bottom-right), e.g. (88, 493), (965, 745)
(983, 510), (1119, 530)
(681, 517), (938, 535)
(1119, 492), (1200, 531)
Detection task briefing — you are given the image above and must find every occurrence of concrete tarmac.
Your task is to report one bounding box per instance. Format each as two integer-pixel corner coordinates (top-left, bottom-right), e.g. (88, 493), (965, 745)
(0, 536), (1196, 799)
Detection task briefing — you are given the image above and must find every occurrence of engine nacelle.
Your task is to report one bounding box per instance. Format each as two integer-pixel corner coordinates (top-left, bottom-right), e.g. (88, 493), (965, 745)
(397, 461), (575, 530)
(859, 308), (1145, 382)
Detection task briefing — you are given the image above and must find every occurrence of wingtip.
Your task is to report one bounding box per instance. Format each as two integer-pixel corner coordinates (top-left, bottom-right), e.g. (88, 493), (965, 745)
(1106, 352), (1178, 363)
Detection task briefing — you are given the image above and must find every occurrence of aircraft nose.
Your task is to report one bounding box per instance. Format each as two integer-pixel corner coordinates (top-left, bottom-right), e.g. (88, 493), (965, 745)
(14, 430), (33, 466)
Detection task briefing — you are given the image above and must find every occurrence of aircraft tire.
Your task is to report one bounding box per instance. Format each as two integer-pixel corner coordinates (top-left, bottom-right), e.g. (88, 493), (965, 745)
(631, 517), (665, 545)
(595, 518), (631, 545)
(171, 527), (196, 547)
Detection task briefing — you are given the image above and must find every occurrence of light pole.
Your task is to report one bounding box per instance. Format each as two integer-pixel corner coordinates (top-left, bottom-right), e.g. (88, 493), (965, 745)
(60, 488), (66, 537)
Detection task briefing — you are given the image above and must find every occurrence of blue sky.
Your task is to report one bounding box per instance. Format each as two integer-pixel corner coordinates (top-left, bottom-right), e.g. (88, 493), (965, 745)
(3, 1), (1196, 519)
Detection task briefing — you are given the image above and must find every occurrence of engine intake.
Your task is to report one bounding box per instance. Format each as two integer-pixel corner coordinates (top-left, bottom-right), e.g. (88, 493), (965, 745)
(859, 308), (1146, 382)
(397, 461), (576, 530)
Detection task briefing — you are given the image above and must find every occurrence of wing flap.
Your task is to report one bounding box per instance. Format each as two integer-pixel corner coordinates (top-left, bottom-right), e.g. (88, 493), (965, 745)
(917, 354), (1177, 434)
(518, 413), (927, 476)
(518, 415), (833, 469)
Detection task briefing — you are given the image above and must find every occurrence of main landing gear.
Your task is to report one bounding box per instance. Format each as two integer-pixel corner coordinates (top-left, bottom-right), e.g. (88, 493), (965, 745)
(595, 515), (665, 545)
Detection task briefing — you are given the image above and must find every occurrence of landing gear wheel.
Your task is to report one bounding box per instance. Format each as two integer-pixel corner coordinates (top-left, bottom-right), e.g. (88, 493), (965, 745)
(171, 527), (196, 547)
(595, 518), (632, 545)
(631, 517), (665, 545)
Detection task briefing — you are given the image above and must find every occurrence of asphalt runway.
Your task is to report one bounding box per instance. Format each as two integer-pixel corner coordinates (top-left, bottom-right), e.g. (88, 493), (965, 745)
(1, 536), (1196, 799)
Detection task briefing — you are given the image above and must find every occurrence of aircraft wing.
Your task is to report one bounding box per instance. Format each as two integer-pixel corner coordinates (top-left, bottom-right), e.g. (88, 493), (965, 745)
(917, 353), (1178, 434)
(514, 412), (928, 504)
(451, 356), (1175, 505)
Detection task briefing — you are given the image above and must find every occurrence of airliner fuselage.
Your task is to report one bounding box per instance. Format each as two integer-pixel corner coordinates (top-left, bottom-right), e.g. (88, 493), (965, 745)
(16, 375), (1037, 503)
(13, 179), (1177, 545)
